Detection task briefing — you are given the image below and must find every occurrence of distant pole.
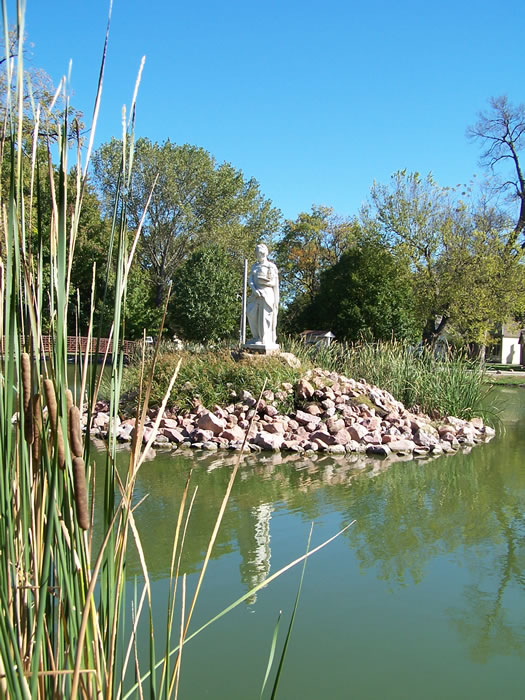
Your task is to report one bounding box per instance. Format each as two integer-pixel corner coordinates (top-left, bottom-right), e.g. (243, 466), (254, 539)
(240, 259), (248, 345)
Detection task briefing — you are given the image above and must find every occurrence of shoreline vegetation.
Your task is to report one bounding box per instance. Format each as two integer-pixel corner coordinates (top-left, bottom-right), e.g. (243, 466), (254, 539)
(86, 339), (498, 462)
(115, 338), (497, 422)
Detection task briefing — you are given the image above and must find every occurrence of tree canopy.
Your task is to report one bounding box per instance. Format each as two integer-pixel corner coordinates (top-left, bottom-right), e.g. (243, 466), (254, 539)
(298, 237), (419, 342)
(92, 138), (281, 306)
(365, 170), (525, 346)
(170, 246), (241, 343)
(275, 205), (358, 304)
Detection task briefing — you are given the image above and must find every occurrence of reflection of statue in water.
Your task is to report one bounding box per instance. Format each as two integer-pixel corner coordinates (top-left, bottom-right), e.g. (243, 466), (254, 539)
(246, 243), (279, 350)
(239, 503), (273, 605)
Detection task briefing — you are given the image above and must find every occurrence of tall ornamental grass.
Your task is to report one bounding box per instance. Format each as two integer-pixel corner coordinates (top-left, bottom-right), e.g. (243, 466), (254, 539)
(0, 4), (349, 697)
(117, 338), (493, 424)
(282, 337), (492, 422)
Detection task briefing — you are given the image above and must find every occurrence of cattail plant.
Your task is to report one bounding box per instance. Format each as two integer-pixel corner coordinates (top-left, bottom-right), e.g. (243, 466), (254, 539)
(0, 4), (340, 698)
(21, 352), (33, 443)
(68, 404), (83, 458)
(72, 456), (89, 530)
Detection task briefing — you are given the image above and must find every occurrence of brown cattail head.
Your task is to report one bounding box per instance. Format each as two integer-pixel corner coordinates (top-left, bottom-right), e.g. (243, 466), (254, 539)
(43, 378), (65, 469)
(21, 353), (33, 444)
(72, 456), (89, 530)
(56, 428), (66, 469)
(69, 405), (83, 458)
(32, 394), (42, 463)
(66, 389), (74, 415)
(43, 379), (57, 429)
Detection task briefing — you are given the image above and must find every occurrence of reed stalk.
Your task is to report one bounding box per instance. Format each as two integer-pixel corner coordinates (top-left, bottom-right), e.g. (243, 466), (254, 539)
(0, 4), (350, 697)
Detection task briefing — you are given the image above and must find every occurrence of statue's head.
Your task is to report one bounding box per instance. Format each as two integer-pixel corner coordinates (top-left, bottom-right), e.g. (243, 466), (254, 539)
(256, 243), (268, 261)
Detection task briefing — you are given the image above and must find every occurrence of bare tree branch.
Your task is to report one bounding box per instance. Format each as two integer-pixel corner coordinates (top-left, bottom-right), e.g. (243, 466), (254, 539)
(468, 95), (525, 247)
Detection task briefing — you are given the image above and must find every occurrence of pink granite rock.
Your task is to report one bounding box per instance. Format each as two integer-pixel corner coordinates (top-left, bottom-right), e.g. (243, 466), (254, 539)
(197, 411), (227, 435)
(282, 440), (304, 452)
(220, 425), (246, 442)
(192, 429), (215, 443)
(348, 424), (368, 441)
(142, 426), (158, 444)
(388, 439), (416, 453)
(305, 404), (323, 416)
(310, 430), (337, 446)
(265, 421), (286, 435)
(253, 431), (284, 451)
(322, 387), (336, 401)
(324, 415), (342, 432)
(333, 428), (352, 445)
(412, 430), (437, 447)
(362, 432), (382, 444)
(159, 417), (179, 430)
(93, 412), (110, 428)
(469, 416), (484, 430)
(361, 416), (382, 431)
(296, 378), (315, 400)
(295, 410), (321, 427)
(264, 405), (279, 418)
(161, 427), (185, 443)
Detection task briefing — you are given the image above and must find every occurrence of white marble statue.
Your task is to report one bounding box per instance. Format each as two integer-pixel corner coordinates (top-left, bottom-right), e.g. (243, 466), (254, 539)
(246, 243), (279, 349)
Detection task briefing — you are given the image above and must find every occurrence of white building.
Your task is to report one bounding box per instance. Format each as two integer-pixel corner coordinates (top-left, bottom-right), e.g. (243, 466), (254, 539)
(489, 322), (524, 365)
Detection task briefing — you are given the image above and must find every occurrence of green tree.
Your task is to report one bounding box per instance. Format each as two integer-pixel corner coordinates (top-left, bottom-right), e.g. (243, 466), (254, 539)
(303, 239), (419, 342)
(70, 214), (166, 341)
(67, 180), (112, 332)
(275, 205), (359, 306)
(92, 138), (280, 306)
(366, 170), (524, 346)
(170, 246), (241, 343)
(444, 224), (525, 350)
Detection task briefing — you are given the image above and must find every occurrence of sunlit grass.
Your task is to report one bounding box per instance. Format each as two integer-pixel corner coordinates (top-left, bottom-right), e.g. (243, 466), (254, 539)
(281, 336), (493, 422)
(115, 346), (303, 413)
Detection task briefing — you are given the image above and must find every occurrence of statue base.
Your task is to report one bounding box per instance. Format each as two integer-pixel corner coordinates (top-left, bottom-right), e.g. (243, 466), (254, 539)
(242, 341), (280, 356)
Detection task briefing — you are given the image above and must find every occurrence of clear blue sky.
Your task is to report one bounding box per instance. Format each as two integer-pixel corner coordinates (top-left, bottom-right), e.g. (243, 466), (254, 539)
(11, 0), (525, 222)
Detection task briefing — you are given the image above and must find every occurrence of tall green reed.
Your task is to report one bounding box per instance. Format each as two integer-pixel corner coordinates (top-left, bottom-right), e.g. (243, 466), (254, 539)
(0, 4), (350, 697)
(281, 336), (491, 421)
(0, 2), (163, 694)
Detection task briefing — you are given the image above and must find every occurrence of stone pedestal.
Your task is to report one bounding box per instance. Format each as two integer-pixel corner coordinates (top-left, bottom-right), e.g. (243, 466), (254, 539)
(243, 341), (280, 356)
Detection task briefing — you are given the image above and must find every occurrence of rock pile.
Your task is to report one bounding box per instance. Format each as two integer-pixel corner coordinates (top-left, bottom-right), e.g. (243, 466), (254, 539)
(88, 367), (495, 460)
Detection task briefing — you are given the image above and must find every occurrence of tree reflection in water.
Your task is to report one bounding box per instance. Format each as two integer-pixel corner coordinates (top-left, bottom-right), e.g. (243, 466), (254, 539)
(91, 387), (525, 665)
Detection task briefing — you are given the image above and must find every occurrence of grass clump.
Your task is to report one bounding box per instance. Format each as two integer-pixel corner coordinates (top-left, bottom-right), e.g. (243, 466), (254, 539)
(117, 347), (304, 413)
(280, 336), (492, 421)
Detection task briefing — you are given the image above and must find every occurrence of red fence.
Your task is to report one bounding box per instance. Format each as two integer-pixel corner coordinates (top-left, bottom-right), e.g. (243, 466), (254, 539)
(1, 336), (138, 356)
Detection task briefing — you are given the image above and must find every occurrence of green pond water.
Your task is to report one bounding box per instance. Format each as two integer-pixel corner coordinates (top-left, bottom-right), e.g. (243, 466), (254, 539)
(92, 385), (525, 699)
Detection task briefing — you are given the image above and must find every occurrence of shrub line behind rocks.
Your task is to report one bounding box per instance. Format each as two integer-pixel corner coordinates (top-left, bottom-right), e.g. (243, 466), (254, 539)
(88, 367), (495, 461)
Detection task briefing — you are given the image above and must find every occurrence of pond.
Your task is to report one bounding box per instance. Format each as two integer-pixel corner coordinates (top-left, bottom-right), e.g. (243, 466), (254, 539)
(92, 385), (525, 699)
